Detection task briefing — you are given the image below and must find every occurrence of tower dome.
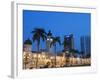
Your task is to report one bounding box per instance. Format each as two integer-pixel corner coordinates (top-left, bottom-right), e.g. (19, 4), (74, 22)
(24, 38), (32, 45)
(24, 39), (32, 52)
(47, 30), (52, 36)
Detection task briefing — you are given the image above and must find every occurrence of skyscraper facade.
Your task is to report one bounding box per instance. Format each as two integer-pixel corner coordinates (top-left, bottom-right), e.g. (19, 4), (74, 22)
(64, 34), (74, 51)
(80, 36), (91, 56)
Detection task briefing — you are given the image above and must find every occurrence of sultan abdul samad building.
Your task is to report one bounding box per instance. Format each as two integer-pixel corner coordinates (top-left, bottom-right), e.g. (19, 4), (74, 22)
(23, 32), (91, 69)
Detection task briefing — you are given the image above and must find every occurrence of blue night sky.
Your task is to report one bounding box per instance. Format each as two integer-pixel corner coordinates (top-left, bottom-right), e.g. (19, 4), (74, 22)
(23, 10), (91, 52)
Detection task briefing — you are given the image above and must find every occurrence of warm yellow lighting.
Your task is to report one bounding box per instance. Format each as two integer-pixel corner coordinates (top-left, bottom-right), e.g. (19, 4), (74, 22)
(50, 56), (54, 59)
(24, 56), (26, 59)
(38, 54), (41, 58)
(33, 54), (37, 57)
(29, 53), (31, 56)
(42, 55), (45, 58)
(23, 51), (91, 69)
(27, 56), (30, 59)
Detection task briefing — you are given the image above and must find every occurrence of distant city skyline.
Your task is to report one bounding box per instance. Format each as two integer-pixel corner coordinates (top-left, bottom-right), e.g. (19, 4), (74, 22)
(23, 10), (91, 52)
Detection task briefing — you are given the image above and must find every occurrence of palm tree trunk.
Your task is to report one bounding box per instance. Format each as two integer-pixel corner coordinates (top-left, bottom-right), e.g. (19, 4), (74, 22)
(36, 42), (39, 68)
(36, 54), (38, 68)
(55, 44), (56, 67)
(37, 41), (40, 52)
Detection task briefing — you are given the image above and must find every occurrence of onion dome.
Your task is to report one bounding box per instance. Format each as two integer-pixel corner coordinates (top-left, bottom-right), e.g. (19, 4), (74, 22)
(24, 39), (32, 45)
(47, 30), (52, 36)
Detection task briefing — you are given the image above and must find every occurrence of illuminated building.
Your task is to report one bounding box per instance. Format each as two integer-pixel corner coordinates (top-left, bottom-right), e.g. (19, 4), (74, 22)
(46, 30), (54, 54)
(23, 36), (91, 69)
(64, 34), (74, 50)
(23, 38), (32, 52)
(23, 39), (32, 69)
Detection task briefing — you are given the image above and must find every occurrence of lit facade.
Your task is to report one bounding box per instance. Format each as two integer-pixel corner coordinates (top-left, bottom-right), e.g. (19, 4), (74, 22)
(23, 38), (91, 69)
(23, 51), (67, 69)
(23, 51), (91, 69)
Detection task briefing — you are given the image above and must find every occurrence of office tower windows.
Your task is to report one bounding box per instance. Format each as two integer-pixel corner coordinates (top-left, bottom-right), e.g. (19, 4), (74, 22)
(80, 36), (91, 56)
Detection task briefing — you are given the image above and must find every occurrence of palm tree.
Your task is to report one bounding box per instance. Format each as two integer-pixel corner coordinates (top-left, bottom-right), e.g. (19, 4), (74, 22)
(31, 28), (47, 51)
(31, 28), (47, 68)
(50, 36), (61, 67)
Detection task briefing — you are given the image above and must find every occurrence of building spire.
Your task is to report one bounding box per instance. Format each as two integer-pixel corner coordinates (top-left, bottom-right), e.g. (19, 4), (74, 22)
(47, 30), (52, 36)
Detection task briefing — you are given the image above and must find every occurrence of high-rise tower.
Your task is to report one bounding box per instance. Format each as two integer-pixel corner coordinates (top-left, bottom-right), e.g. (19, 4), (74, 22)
(80, 36), (91, 56)
(63, 34), (74, 51)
